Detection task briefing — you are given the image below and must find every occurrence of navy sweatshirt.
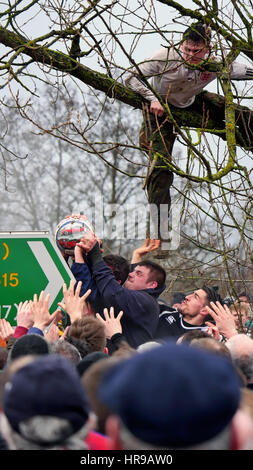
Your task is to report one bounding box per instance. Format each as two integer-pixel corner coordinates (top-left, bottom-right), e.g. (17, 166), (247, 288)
(71, 244), (165, 349)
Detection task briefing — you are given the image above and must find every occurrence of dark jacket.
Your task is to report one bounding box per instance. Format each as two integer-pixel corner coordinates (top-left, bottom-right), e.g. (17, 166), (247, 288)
(71, 261), (97, 302)
(72, 244), (165, 349)
(155, 306), (207, 341)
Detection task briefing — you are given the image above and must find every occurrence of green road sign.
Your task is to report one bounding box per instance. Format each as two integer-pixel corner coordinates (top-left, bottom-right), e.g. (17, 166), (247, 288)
(0, 232), (75, 325)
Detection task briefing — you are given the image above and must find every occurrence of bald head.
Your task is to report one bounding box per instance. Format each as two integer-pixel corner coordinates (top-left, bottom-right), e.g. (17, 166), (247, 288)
(226, 334), (253, 382)
(226, 335), (253, 359)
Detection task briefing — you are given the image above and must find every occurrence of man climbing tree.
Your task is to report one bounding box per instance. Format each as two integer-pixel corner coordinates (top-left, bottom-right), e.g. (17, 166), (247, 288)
(125, 22), (253, 219)
(0, 1), (252, 250)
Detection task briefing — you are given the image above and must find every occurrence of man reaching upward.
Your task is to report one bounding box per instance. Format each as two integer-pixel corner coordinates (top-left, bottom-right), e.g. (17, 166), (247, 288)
(76, 233), (166, 349)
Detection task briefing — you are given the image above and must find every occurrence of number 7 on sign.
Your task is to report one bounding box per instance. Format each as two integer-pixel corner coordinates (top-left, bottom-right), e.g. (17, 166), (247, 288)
(0, 304), (19, 320)
(0, 305), (12, 319)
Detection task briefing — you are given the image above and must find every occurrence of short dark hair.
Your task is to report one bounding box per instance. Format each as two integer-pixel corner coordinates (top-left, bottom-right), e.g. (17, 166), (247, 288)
(9, 334), (50, 361)
(202, 285), (223, 306)
(103, 254), (130, 284)
(183, 22), (211, 45)
(201, 285), (223, 323)
(179, 330), (210, 344)
(65, 336), (93, 359)
(137, 260), (166, 289)
(238, 291), (253, 302)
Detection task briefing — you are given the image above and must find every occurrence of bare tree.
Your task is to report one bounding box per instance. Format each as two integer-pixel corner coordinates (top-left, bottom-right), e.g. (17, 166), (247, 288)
(1, 83), (147, 258)
(0, 0), (253, 298)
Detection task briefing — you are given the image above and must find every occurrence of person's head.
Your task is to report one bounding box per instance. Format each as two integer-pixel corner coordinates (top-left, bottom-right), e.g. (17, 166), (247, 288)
(177, 285), (222, 322)
(76, 351), (109, 377)
(238, 291), (253, 306)
(137, 341), (161, 353)
(112, 340), (137, 359)
(190, 337), (231, 360)
(8, 334), (50, 362)
(177, 329), (211, 344)
(65, 336), (93, 359)
(50, 340), (82, 365)
(0, 355), (37, 408)
(124, 261), (166, 291)
(181, 22), (211, 64)
(67, 317), (106, 353)
(98, 342), (251, 450)
(226, 334), (253, 382)
(103, 254), (130, 285)
(0, 354), (91, 450)
(230, 301), (251, 328)
(239, 294), (250, 304)
(226, 334), (253, 358)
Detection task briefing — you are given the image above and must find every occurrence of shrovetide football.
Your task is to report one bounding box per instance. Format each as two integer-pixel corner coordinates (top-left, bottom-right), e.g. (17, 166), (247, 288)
(55, 217), (94, 255)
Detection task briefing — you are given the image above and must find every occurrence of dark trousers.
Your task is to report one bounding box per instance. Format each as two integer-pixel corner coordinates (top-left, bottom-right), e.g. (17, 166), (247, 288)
(139, 108), (176, 237)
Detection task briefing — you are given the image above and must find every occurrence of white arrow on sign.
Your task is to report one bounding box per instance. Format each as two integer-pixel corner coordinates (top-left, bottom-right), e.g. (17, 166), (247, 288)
(28, 241), (64, 307)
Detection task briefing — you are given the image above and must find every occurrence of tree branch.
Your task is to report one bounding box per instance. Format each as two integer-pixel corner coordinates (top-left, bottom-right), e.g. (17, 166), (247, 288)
(0, 25), (252, 154)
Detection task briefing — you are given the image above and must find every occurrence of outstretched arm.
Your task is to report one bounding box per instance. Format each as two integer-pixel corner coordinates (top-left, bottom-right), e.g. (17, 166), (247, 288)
(125, 48), (169, 103)
(230, 62), (253, 80)
(131, 239), (160, 264)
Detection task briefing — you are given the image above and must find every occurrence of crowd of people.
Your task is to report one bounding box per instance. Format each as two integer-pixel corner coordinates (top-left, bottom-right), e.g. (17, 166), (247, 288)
(1, 21), (253, 452)
(0, 226), (253, 451)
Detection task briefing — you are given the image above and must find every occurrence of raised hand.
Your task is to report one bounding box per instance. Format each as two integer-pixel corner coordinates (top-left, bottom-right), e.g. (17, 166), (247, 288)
(76, 232), (98, 253)
(131, 238), (161, 263)
(205, 302), (238, 340)
(30, 291), (59, 331)
(96, 306), (124, 339)
(58, 279), (91, 323)
(17, 300), (34, 329)
(0, 319), (14, 342)
(205, 322), (221, 341)
(44, 323), (60, 342)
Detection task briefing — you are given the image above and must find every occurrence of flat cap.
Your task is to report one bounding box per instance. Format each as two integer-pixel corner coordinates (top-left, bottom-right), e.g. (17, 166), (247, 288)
(98, 342), (241, 447)
(3, 354), (90, 438)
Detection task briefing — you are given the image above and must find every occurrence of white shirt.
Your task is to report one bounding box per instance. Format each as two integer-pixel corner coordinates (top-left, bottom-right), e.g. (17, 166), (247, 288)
(125, 46), (248, 108)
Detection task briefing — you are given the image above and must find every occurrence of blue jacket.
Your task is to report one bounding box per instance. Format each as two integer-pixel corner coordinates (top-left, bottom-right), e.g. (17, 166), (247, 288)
(71, 261), (97, 302)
